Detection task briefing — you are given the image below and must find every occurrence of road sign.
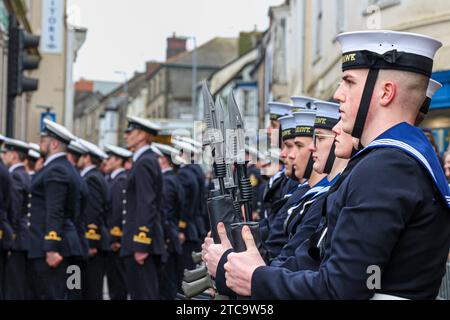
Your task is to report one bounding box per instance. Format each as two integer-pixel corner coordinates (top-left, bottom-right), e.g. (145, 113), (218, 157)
(40, 112), (56, 133)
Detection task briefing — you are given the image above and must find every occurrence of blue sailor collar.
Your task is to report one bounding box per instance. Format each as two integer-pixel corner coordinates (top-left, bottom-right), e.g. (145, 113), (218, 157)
(353, 122), (450, 208)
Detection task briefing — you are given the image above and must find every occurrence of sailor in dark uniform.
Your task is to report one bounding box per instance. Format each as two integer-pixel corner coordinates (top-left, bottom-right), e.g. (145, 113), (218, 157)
(103, 144), (132, 300)
(122, 116), (165, 300)
(173, 140), (201, 274)
(153, 143), (186, 299)
(28, 119), (84, 300)
(65, 139), (90, 300)
(1, 138), (32, 299)
(77, 139), (109, 300)
(223, 30), (450, 300)
(245, 146), (265, 221)
(0, 135), (12, 299)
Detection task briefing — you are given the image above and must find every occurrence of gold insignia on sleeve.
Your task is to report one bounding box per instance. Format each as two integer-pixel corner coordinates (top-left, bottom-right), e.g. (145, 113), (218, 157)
(250, 174), (258, 187)
(133, 232), (152, 245)
(0, 230), (3, 239)
(85, 229), (101, 241)
(110, 226), (123, 237)
(45, 231), (62, 241)
(178, 220), (187, 230)
(139, 226), (150, 233)
(87, 224), (98, 230)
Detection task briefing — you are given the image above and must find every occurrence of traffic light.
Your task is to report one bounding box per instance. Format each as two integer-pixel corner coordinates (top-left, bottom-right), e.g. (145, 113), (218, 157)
(7, 19), (41, 97)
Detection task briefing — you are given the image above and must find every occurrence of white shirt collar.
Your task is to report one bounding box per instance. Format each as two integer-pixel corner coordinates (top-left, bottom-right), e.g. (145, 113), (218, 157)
(81, 164), (96, 177)
(111, 168), (126, 180)
(44, 152), (67, 167)
(133, 145), (152, 162)
(162, 167), (173, 174)
(9, 162), (25, 173)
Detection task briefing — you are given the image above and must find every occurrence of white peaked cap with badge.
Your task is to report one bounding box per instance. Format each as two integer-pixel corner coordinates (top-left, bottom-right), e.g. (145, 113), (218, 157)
(68, 139), (88, 155)
(174, 136), (202, 148)
(427, 79), (442, 99)
(152, 143), (186, 165)
(172, 139), (202, 155)
(2, 137), (30, 153)
(42, 118), (77, 144)
(28, 142), (40, 153)
(336, 30), (442, 60)
(126, 115), (162, 134)
(78, 139), (108, 160)
(104, 144), (132, 159)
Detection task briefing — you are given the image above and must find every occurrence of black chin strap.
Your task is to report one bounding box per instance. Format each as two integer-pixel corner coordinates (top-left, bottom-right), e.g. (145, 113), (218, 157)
(323, 143), (336, 175)
(420, 97), (431, 115)
(351, 68), (380, 141)
(303, 154), (314, 180)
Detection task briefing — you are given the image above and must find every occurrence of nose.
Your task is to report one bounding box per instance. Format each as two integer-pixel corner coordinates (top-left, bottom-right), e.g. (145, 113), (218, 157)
(333, 83), (345, 103)
(307, 141), (316, 153)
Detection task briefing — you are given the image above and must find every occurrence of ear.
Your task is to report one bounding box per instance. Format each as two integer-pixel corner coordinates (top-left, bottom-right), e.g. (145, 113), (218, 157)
(379, 80), (396, 107)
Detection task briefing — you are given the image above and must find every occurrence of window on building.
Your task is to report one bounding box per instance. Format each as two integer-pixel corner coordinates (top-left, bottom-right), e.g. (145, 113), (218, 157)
(313, 0), (323, 60)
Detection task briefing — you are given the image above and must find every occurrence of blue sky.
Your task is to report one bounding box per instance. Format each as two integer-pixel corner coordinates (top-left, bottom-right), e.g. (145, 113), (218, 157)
(68, 0), (284, 82)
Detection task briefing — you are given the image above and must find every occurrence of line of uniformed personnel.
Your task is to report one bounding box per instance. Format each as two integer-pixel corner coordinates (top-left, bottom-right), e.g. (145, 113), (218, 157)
(0, 116), (211, 300)
(201, 30), (450, 300)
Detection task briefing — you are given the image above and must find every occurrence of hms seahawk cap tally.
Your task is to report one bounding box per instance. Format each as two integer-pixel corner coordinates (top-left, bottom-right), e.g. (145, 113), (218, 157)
(125, 115), (162, 136)
(420, 79), (443, 115)
(335, 30), (442, 141)
(269, 102), (293, 121)
(41, 118), (76, 145)
(292, 109), (316, 138)
(78, 139), (108, 160)
(104, 144), (133, 160)
(313, 101), (340, 131)
(279, 115), (297, 141)
(336, 30), (442, 77)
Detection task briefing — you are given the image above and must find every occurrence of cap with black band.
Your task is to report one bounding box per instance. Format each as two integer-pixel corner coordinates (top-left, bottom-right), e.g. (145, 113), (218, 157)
(293, 110), (317, 180)
(336, 30), (442, 145)
(313, 101), (340, 174)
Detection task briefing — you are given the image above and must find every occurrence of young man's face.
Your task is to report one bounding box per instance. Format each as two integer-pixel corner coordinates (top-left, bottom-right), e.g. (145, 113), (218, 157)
(281, 139), (295, 177)
(39, 136), (52, 158)
(3, 150), (15, 167)
(333, 69), (369, 135)
(333, 120), (357, 160)
(308, 129), (335, 174)
(292, 136), (313, 180)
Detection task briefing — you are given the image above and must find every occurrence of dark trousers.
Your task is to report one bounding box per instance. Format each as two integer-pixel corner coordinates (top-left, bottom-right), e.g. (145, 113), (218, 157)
(29, 258), (69, 300)
(106, 251), (127, 300)
(82, 252), (106, 300)
(159, 252), (180, 300)
(4, 251), (30, 300)
(0, 251), (5, 299)
(124, 255), (159, 300)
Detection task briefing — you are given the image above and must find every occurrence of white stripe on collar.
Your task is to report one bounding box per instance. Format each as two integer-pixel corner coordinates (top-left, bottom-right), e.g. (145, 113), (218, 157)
(9, 162), (25, 173)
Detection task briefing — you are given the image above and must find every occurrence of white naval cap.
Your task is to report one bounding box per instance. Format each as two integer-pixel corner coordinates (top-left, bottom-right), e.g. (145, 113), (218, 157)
(150, 144), (163, 157)
(293, 110), (317, 137)
(42, 118), (76, 144)
(173, 136), (202, 148)
(279, 115), (297, 141)
(313, 101), (340, 130)
(78, 139), (108, 160)
(427, 79), (442, 99)
(2, 137), (30, 154)
(269, 102), (292, 120)
(68, 139), (88, 156)
(0, 134), (5, 143)
(172, 139), (202, 155)
(152, 143), (186, 165)
(336, 30), (442, 77)
(27, 142), (41, 159)
(104, 144), (132, 159)
(125, 115), (161, 135)
(291, 96), (315, 111)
